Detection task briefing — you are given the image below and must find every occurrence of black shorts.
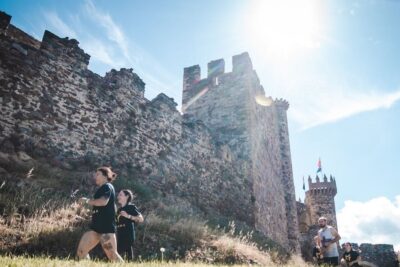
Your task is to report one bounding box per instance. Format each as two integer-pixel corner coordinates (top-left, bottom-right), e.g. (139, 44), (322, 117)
(90, 224), (116, 234)
(323, 257), (339, 265)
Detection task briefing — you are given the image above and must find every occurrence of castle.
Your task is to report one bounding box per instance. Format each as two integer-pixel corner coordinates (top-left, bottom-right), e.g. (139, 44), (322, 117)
(0, 11), (398, 266)
(0, 10), (298, 251)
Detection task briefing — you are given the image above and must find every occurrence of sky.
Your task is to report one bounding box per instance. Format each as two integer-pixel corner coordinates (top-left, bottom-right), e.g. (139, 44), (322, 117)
(1, 0), (400, 250)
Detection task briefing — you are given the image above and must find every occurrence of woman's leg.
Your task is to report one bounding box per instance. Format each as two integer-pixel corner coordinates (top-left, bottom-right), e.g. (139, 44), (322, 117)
(100, 233), (124, 262)
(117, 238), (134, 261)
(76, 230), (101, 260)
(117, 240), (127, 260)
(127, 245), (134, 261)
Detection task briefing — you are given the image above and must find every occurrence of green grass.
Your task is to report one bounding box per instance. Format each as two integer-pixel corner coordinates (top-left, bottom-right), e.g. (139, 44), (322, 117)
(0, 255), (309, 267)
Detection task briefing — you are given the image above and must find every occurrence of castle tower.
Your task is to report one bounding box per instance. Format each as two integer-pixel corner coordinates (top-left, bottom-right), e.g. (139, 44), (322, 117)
(305, 174), (338, 228)
(181, 52), (300, 251)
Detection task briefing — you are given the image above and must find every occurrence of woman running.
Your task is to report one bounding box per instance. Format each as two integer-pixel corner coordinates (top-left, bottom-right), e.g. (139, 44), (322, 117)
(116, 189), (144, 260)
(76, 166), (123, 262)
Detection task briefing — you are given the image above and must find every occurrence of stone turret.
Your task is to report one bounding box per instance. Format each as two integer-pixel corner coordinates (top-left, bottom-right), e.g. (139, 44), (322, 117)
(296, 174), (338, 261)
(305, 174), (338, 228)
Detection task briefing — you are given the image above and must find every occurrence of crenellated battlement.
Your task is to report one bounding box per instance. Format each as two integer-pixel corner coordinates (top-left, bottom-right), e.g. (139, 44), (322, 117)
(307, 174), (337, 196)
(0, 11), (11, 33)
(40, 30), (90, 66)
(0, 11), (90, 68)
(104, 68), (145, 93)
(207, 58), (225, 78)
(183, 65), (201, 91)
(232, 52), (253, 73)
(274, 98), (290, 110)
(182, 52), (256, 109)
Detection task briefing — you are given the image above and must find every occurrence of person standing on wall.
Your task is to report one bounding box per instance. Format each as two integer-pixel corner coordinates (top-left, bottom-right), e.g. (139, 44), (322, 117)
(318, 216), (341, 266)
(116, 189), (144, 260)
(76, 167), (123, 262)
(340, 242), (361, 267)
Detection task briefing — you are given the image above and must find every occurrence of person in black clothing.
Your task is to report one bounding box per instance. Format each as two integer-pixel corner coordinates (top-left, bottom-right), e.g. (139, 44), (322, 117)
(312, 235), (324, 265)
(341, 242), (361, 267)
(76, 167), (123, 262)
(116, 189), (144, 260)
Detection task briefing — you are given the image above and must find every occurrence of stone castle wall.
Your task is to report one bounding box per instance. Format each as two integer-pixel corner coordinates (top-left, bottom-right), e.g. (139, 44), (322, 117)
(0, 11), (251, 228)
(339, 243), (398, 267)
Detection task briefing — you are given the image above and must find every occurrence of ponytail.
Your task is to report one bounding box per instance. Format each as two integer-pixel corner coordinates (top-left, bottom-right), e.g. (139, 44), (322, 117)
(97, 166), (117, 182)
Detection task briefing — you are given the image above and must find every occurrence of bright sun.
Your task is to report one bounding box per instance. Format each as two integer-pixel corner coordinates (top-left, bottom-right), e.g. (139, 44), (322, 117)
(244, 0), (324, 59)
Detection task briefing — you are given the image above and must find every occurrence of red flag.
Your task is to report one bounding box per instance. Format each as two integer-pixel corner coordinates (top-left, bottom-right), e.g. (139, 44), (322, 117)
(317, 158), (322, 173)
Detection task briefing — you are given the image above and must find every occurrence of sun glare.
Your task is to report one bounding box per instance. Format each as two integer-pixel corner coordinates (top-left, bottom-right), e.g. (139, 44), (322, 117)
(245, 0), (323, 59)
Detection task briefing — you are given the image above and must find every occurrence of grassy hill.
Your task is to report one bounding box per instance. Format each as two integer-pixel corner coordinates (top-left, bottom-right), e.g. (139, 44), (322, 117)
(0, 159), (308, 266)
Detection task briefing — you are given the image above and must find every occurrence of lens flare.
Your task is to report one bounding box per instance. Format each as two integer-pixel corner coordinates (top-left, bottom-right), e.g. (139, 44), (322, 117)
(255, 95), (273, 106)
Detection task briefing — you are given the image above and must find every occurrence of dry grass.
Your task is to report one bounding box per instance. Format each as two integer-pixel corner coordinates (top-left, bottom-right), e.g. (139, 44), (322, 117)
(0, 174), (309, 265)
(0, 194), (312, 265)
(0, 255), (311, 267)
(20, 202), (89, 236)
(211, 235), (273, 265)
(0, 256), (248, 267)
(1, 203), (311, 265)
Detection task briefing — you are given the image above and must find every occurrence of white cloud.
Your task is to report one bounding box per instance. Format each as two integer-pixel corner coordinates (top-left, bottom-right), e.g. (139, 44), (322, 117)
(43, 11), (77, 39)
(261, 69), (400, 130)
(83, 0), (131, 62)
(337, 196), (400, 251)
(289, 88), (400, 130)
(81, 0), (177, 98)
(80, 37), (122, 67)
(39, 1), (177, 101)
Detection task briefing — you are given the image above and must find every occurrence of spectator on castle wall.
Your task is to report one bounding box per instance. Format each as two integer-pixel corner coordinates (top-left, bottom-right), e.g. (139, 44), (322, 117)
(340, 242), (361, 267)
(318, 216), (341, 266)
(312, 235), (324, 265)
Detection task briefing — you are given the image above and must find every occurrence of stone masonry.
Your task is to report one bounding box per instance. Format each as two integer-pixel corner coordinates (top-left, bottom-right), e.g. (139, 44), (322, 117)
(182, 53), (299, 250)
(0, 11), (299, 251)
